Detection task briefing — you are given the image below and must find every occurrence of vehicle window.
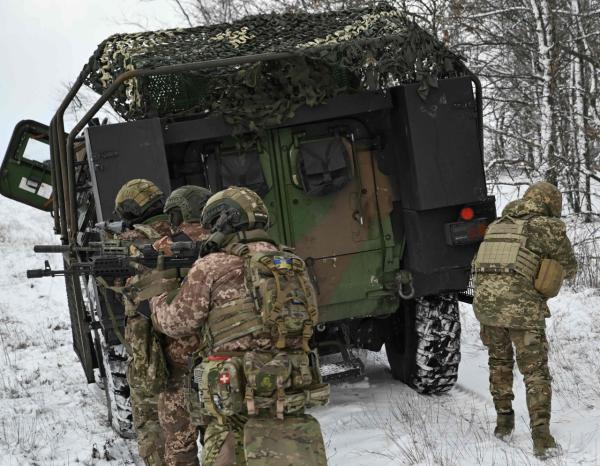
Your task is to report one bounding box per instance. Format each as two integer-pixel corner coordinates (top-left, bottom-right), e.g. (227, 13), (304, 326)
(219, 148), (269, 197)
(21, 136), (51, 166)
(296, 136), (353, 196)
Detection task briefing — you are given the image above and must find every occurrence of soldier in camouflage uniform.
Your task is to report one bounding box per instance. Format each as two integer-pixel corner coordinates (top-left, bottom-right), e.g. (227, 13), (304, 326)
(472, 182), (577, 459)
(152, 185), (212, 466)
(149, 187), (328, 466)
(114, 179), (172, 466)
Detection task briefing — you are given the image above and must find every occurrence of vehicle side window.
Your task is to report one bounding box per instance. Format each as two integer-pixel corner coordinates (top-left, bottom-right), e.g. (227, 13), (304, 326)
(0, 120), (53, 211)
(293, 136), (353, 196)
(219, 147), (269, 197)
(181, 142), (209, 187)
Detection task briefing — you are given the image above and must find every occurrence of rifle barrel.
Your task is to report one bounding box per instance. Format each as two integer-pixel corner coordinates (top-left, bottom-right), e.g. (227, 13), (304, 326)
(33, 245), (70, 253)
(26, 268), (66, 278)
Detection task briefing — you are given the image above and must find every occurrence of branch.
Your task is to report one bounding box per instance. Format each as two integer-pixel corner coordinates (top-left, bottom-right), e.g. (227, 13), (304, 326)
(172, 0), (193, 27)
(463, 7), (532, 20)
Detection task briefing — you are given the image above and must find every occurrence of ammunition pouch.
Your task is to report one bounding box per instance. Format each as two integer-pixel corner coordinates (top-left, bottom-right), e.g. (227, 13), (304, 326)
(184, 353), (212, 426)
(534, 259), (564, 298)
(186, 350), (329, 425)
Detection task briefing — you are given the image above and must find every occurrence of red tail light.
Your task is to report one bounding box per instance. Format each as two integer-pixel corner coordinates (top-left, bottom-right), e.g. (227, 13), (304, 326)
(459, 207), (475, 221)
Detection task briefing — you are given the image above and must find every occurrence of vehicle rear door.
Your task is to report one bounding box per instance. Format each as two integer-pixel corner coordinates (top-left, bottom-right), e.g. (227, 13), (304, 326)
(270, 122), (398, 322)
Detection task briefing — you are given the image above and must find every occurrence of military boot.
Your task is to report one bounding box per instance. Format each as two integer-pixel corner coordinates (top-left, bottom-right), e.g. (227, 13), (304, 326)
(494, 410), (514, 440)
(532, 425), (560, 459)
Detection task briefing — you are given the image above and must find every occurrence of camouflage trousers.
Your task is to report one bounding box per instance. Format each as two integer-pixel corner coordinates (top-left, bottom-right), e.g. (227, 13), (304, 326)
(158, 376), (200, 466)
(125, 316), (165, 465)
(201, 417), (246, 466)
(480, 325), (552, 428)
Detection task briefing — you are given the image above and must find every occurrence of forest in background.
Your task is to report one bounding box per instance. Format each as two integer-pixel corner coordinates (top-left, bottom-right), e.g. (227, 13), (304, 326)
(157, 0), (599, 214)
(150, 0), (600, 282)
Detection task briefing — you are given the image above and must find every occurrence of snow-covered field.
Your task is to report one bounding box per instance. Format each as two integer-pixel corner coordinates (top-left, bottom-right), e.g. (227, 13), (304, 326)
(1, 196), (599, 466)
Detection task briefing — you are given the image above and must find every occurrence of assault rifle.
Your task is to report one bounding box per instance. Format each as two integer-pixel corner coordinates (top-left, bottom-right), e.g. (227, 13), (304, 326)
(26, 240), (204, 279)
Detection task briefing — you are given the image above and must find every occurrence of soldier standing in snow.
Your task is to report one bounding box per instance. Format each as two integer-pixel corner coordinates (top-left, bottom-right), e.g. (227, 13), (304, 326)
(149, 187), (329, 466)
(151, 185), (212, 466)
(114, 179), (172, 465)
(472, 182), (577, 459)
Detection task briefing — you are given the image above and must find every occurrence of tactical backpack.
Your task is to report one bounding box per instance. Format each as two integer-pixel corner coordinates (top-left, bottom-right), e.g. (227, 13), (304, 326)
(185, 244), (329, 425)
(473, 216), (565, 297)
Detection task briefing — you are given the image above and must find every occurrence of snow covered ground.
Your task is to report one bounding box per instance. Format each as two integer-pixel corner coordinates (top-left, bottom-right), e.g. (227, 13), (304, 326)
(1, 196), (599, 466)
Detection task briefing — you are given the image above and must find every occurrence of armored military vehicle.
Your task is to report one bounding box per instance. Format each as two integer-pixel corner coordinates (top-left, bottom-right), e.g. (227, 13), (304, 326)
(0, 4), (495, 436)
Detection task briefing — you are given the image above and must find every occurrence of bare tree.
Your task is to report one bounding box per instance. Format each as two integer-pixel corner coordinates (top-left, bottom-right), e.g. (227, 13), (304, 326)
(139, 0), (599, 219)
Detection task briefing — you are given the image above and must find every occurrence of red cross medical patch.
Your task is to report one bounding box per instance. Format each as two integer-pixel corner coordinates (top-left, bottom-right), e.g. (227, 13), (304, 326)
(218, 372), (231, 385)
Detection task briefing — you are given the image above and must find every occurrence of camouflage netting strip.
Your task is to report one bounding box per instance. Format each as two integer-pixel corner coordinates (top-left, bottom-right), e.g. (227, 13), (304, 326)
(83, 3), (470, 130)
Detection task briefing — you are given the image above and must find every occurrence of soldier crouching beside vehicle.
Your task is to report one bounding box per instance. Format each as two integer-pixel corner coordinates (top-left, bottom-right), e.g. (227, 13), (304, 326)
(148, 187), (329, 466)
(472, 182), (577, 459)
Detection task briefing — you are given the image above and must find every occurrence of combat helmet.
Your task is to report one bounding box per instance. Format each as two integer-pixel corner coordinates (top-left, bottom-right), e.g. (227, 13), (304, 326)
(164, 185), (212, 226)
(114, 178), (164, 222)
(523, 182), (562, 218)
(201, 186), (269, 234)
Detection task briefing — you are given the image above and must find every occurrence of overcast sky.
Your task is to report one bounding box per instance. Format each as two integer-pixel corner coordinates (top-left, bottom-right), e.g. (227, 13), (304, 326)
(0, 0), (185, 155)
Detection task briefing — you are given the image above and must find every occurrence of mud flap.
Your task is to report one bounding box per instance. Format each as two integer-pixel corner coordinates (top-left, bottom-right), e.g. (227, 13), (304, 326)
(243, 414), (327, 466)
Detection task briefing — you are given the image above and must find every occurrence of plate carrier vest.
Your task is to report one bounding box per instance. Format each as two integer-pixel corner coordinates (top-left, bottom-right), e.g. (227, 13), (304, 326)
(473, 216), (540, 282)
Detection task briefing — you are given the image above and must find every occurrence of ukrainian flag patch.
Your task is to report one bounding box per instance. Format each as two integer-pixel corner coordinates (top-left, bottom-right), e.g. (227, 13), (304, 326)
(273, 256), (293, 270)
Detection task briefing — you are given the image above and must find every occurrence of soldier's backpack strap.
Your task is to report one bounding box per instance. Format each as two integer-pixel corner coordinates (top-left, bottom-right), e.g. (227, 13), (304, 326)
(95, 276), (132, 354)
(132, 224), (162, 240)
(223, 242), (250, 257)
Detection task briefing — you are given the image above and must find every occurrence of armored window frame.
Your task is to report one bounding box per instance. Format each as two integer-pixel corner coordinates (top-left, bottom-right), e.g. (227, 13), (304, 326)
(214, 143), (270, 197)
(289, 133), (355, 197)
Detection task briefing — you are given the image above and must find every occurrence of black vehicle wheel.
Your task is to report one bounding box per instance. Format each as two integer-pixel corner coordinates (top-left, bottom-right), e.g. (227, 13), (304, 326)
(385, 294), (461, 394)
(97, 338), (135, 438)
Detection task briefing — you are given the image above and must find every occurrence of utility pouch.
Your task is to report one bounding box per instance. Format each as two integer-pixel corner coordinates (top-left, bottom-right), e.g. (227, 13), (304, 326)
(243, 350), (329, 417)
(244, 351), (292, 396)
(534, 259), (565, 298)
(184, 353), (211, 426)
(284, 384), (330, 413)
(288, 351), (314, 389)
(244, 351), (291, 419)
(125, 317), (168, 395)
(243, 414), (328, 466)
(198, 356), (245, 423)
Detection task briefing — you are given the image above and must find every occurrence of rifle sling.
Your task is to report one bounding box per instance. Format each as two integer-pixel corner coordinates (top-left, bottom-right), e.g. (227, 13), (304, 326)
(95, 276), (132, 354)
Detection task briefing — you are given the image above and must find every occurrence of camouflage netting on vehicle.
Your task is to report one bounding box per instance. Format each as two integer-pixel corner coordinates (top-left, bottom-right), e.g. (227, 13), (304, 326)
(83, 3), (470, 130)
